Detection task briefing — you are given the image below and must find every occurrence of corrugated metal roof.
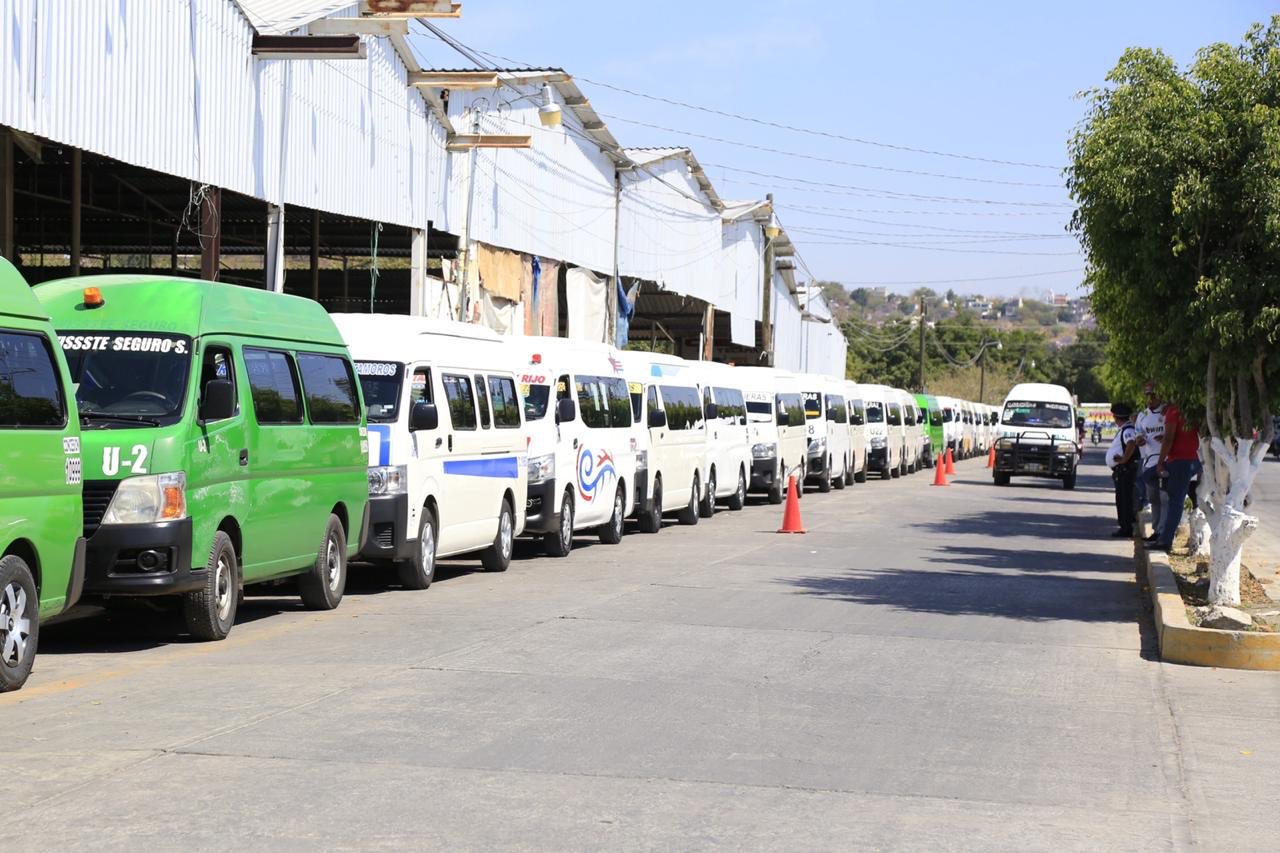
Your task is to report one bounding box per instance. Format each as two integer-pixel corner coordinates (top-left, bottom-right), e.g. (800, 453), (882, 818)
(232, 0), (355, 35)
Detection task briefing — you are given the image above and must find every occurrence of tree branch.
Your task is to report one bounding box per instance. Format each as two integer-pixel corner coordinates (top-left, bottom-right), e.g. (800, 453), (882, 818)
(1238, 367), (1254, 438)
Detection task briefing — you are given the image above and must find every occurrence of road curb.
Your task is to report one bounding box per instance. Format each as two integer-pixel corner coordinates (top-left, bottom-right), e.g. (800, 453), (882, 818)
(1136, 540), (1280, 671)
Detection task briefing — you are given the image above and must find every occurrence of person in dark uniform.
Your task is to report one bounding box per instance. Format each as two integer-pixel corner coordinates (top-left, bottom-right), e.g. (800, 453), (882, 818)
(1106, 403), (1139, 537)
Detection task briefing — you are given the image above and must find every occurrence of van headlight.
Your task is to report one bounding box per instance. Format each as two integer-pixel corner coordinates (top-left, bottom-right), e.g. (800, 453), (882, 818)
(751, 442), (776, 459)
(635, 449), (648, 470)
(807, 436), (827, 455)
(870, 436), (887, 449)
(102, 472), (187, 525)
(368, 465), (407, 496)
(528, 453), (555, 485)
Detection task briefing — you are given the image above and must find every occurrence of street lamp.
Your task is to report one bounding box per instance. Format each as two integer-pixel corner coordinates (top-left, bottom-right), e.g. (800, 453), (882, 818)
(538, 83), (562, 127)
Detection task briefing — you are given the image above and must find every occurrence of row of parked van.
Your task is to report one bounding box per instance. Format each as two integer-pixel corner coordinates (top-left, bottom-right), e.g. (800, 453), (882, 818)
(0, 266), (996, 692)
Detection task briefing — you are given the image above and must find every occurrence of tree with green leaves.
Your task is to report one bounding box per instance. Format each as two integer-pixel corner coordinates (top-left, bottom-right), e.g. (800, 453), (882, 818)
(1068, 19), (1280, 604)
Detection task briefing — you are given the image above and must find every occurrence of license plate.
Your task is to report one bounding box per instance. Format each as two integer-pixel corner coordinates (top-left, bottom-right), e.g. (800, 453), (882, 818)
(1025, 463), (1045, 473)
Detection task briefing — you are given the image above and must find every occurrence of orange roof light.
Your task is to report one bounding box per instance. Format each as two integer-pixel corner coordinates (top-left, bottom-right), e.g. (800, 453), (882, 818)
(83, 287), (105, 308)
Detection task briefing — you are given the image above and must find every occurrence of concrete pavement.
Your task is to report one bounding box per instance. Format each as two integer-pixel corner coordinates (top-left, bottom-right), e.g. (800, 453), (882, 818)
(5, 453), (1279, 851)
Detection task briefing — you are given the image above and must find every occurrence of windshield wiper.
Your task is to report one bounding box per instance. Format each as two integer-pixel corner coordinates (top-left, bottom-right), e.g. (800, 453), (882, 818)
(80, 412), (161, 427)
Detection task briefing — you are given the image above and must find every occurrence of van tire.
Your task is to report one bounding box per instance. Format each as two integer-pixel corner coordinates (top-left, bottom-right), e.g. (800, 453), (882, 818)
(890, 462), (900, 479)
(678, 474), (700, 525)
(855, 463), (867, 484)
(0, 555), (39, 693)
(543, 491), (574, 557)
(638, 478), (663, 533)
(699, 469), (717, 518)
(299, 514), (347, 610)
(481, 499), (515, 572)
(726, 468), (747, 511)
(818, 458), (833, 493)
(843, 460), (854, 487)
(767, 475), (784, 505)
(994, 471), (1011, 486)
(183, 532), (238, 641)
(1062, 469), (1077, 491)
(397, 509), (437, 590)
(834, 458), (847, 490)
(598, 487), (625, 544)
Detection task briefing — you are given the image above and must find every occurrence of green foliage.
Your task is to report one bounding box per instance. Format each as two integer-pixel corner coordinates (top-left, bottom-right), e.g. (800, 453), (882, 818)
(1068, 19), (1280, 437)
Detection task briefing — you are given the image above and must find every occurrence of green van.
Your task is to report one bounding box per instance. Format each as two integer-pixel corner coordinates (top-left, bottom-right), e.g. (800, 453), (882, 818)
(36, 276), (369, 641)
(0, 259), (85, 692)
(914, 393), (944, 468)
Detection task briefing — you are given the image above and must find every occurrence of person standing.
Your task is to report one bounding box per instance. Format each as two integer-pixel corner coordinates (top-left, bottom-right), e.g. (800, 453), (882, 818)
(1107, 403), (1139, 537)
(1133, 383), (1167, 542)
(1150, 401), (1201, 552)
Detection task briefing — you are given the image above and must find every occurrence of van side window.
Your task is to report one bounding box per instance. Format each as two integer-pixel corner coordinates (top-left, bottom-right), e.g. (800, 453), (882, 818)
(297, 353), (359, 424)
(712, 387), (746, 425)
(646, 385), (659, 419)
(442, 374), (477, 430)
(575, 376), (610, 429)
(198, 345), (238, 421)
(488, 376), (521, 429)
(849, 399), (865, 426)
(0, 330), (65, 427)
(778, 393), (805, 428)
(826, 394), (847, 424)
(243, 348), (303, 424)
(411, 368), (432, 405)
(603, 377), (632, 428)
(474, 373), (492, 429)
(660, 384), (703, 431)
(628, 382), (643, 423)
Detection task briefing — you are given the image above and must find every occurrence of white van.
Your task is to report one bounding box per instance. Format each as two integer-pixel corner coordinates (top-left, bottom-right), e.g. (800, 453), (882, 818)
(513, 337), (641, 555)
(893, 388), (921, 474)
(617, 350), (707, 531)
(994, 382), (1080, 489)
(800, 375), (851, 492)
(842, 380), (868, 483)
(937, 396), (959, 459)
(735, 366), (808, 503)
(697, 362), (753, 514)
(336, 315), (527, 588)
(855, 383), (899, 480)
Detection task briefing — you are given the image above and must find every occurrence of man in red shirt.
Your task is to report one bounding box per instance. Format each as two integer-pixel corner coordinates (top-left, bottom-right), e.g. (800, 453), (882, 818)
(1150, 402), (1201, 551)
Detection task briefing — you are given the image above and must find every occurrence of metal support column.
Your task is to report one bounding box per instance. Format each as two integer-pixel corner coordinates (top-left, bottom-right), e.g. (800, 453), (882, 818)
(0, 129), (14, 260)
(410, 227), (427, 316)
(198, 185), (222, 281)
(264, 203), (285, 292)
(310, 209), (320, 301)
(760, 193), (775, 365)
(70, 149), (82, 275)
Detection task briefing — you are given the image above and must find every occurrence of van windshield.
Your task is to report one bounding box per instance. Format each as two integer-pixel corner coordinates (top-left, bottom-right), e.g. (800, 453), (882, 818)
(354, 361), (403, 423)
(522, 383), (551, 420)
(60, 331), (192, 427)
(1002, 400), (1073, 429)
(746, 400), (773, 423)
(865, 402), (884, 423)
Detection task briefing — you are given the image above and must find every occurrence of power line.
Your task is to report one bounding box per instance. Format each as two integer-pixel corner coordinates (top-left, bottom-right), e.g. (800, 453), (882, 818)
(778, 204), (1070, 236)
(827, 268), (1084, 286)
(792, 237), (1080, 256)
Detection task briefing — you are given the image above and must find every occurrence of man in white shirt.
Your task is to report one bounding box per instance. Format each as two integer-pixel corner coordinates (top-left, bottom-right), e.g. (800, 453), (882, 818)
(1133, 383), (1167, 542)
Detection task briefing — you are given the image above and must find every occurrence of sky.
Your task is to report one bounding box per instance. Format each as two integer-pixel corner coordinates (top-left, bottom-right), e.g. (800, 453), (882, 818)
(409, 1), (1274, 299)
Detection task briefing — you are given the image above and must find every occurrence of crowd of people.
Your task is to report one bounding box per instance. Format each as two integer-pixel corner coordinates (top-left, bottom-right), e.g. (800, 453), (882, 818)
(1104, 382), (1202, 552)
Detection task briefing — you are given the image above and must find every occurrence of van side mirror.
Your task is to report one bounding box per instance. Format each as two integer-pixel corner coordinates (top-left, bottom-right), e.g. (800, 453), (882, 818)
(200, 379), (235, 422)
(648, 408), (667, 429)
(705, 403), (718, 421)
(409, 402), (438, 432)
(776, 409), (789, 426)
(555, 397), (575, 424)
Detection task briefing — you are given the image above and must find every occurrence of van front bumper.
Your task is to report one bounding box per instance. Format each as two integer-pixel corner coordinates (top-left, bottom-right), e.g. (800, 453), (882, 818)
(81, 518), (197, 597)
(749, 457), (777, 492)
(361, 493), (413, 561)
(524, 478), (560, 535)
(868, 447), (887, 469)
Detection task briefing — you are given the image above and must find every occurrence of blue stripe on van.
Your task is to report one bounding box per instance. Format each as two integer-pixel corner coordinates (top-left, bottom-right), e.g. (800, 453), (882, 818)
(443, 456), (520, 479)
(368, 424), (391, 466)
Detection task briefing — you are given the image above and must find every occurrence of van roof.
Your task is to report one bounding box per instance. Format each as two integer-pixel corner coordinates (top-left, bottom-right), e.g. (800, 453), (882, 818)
(35, 276), (345, 346)
(1003, 382), (1074, 405)
(0, 258), (47, 323)
(332, 314), (512, 367)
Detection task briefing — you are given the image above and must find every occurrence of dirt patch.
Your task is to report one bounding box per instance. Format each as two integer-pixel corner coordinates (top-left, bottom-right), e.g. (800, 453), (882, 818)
(1167, 536), (1277, 631)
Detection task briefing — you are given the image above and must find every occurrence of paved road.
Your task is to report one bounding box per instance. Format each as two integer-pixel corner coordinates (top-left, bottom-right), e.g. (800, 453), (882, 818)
(6, 452), (1278, 851)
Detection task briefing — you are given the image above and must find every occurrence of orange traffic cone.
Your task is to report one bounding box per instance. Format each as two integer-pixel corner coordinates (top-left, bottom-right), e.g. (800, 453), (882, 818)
(931, 456), (948, 486)
(986, 445), (996, 468)
(944, 447), (956, 476)
(776, 475), (806, 534)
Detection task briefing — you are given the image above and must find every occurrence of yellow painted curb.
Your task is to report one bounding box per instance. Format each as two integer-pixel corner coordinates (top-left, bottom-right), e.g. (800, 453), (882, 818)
(1137, 543), (1280, 671)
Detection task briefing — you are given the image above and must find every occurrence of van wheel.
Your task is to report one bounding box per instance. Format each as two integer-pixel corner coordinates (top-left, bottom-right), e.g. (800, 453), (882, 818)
(481, 499), (515, 572)
(183, 532), (238, 641)
(638, 478), (663, 533)
(994, 471), (1011, 486)
(855, 464), (867, 484)
(834, 458), (847, 490)
(397, 509), (437, 590)
(0, 555), (38, 693)
(843, 460), (854, 487)
(890, 462), (900, 479)
(767, 476), (784, 505)
(726, 468), (747, 511)
(544, 491), (574, 557)
(678, 474), (701, 525)
(699, 469), (717, 518)
(598, 486), (625, 544)
(299, 514), (347, 610)
(818, 458), (833, 493)
(1062, 469), (1077, 491)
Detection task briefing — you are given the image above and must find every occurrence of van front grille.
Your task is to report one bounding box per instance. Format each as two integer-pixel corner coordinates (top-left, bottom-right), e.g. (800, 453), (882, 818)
(83, 480), (120, 536)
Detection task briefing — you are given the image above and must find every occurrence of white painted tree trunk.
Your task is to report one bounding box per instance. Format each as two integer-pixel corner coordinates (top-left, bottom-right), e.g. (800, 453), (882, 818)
(1186, 505), (1211, 558)
(1205, 437), (1264, 606)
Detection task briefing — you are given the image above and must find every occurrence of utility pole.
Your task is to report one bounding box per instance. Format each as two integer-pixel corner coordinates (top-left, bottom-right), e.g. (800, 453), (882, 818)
(918, 296), (927, 392)
(979, 345), (987, 405)
(760, 193), (775, 365)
